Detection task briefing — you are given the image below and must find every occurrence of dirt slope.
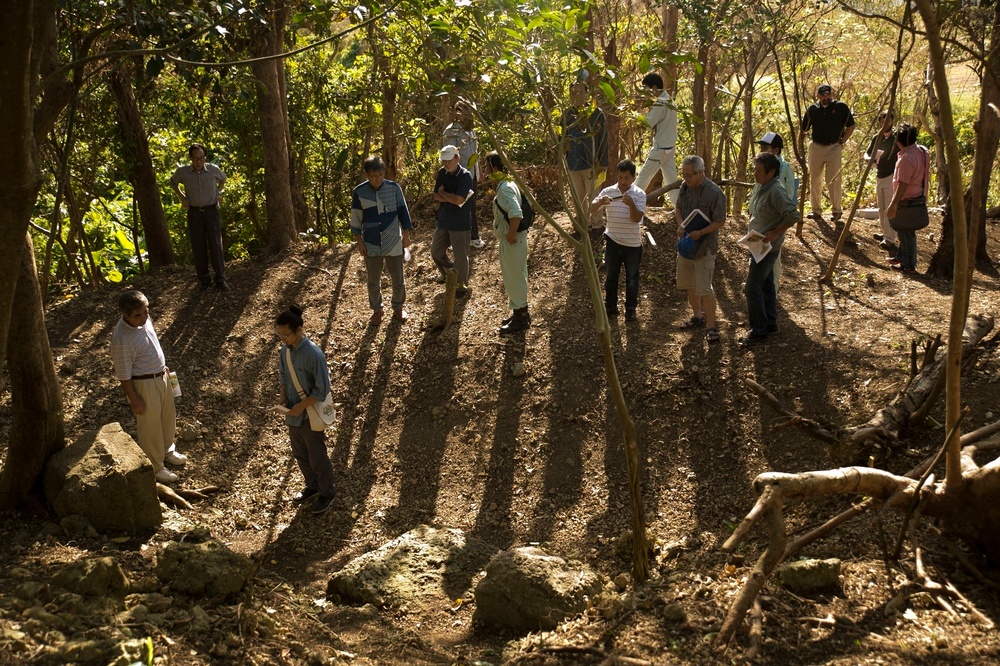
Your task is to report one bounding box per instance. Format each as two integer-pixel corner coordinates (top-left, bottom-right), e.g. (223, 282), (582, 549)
(2, 201), (1000, 665)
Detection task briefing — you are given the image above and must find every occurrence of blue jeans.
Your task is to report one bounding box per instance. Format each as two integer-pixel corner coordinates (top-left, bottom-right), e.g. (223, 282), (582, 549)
(605, 237), (642, 313)
(897, 229), (917, 269)
(745, 250), (780, 337)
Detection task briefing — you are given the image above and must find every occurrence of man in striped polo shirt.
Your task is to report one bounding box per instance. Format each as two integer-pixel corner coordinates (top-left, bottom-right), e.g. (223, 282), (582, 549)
(109, 290), (188, 484)
(592, 160), (647, 322)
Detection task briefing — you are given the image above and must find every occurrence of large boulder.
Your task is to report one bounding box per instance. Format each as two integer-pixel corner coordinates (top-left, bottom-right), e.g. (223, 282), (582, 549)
(326, 525), (499, 607)
(155, 539), (254, 597)
(43, 423), (161, 533)
(473, 546), (606, 632)
(776, 558), (842, 593)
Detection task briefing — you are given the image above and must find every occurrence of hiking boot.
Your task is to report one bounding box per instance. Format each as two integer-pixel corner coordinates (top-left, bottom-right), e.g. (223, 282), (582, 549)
(471, 238), (486, 249)
(499, 307), (530, 335)
(393, 309), (408, 321)
(293, 488), (318, 504)
(311, 495), (335, 514)
(831, 211), (843, 222)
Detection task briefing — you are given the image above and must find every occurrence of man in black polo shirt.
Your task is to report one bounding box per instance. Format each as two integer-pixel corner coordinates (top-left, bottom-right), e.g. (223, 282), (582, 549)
(170, 143), (228, 291)
(799, 84), (855, 223)
(432, 145), (474, 297)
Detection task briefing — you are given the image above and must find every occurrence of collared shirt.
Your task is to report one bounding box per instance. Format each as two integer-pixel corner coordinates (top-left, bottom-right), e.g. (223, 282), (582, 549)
(435, 165), (474, 231)
(110, 316), (166, 381)
(492, 178), (523, 233)
(867, 132), (900, 179)
(278, 336), (331, 428)
(749, 177), (800, 252)
(645, 90), (677, 149)
(443, 122), (480, 179)
(894, 143), (930, 200)
(594, 183), (646, 247)
(801, 100), (855, 145)
(350, 179), (413, 257)
(749, 157), (795, 213)
(562, 106), (609, 171)
(169, 163), (226, 207)
(676, 178), (727, 256)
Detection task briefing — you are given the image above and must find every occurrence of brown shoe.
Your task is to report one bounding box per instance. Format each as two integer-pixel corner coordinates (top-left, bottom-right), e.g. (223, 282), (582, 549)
(393, 309), (408, 321)
(369, 311), (383, 326)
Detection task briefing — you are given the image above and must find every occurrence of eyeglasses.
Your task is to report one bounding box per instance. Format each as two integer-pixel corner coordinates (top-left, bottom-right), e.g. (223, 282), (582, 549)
(681, 172), (697, 178)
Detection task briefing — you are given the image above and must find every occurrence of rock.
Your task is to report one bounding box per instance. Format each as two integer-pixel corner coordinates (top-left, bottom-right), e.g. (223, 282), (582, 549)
(43, 423), (162, 533)
(22, 606), (64, 628)
(177, 423), (202, 442)
(57, 638), (115, 663)
(106, 639), (152, 666)
(327, 525), (499, 607)
(512, 362), (526, 377)
(59, 514), (98, 538)
(662, 602), (687, 623)
(190, 605), (212, 634)
(775, 558), (842, 593)
(473, 546), (607, 632)
(155, 539), (254, 597)
(51, 557), (130, 599)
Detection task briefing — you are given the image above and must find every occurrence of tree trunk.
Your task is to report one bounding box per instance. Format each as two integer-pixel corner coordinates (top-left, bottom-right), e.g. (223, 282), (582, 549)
(0, 233), (66, 511)
(107, 65), (175, 268)
(662, 5), (679, 96)
(250, 3), (296, 254)
(692, 41), (712, 161)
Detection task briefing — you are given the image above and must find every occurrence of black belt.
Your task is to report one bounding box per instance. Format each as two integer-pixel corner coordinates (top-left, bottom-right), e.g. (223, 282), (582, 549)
(190, 203), (217, 211)
(132, 371), (165, 381)
(654, 145), (674, 150)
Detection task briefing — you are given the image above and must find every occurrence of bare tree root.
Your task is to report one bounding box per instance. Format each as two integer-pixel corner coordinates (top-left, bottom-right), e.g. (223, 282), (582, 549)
(745, 315), (994, 465)
(156, 483), (220, 510)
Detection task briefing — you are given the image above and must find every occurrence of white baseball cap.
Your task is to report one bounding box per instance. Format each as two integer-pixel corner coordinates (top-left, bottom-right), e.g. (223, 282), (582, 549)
(440, 145), (460, 161)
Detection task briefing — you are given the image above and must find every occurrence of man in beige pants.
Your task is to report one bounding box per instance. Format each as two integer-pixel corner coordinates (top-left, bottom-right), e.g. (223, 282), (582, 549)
(110, 290), (188, 484)
(799, 84), (855, 223)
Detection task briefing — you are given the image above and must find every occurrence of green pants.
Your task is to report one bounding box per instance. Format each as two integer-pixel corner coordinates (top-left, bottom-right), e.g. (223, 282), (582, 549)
(496, 219), (529, 309)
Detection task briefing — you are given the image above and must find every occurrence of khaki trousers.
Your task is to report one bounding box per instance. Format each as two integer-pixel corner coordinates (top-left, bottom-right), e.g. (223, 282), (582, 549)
(569, 169), (596, 224)
(808, 142), (843, 214)
(876, 175), (897, 244)
(133, 375), (176, 472)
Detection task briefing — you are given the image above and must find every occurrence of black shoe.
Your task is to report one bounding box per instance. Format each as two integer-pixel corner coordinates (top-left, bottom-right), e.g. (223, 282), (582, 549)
(199, 281), (212, 291)
(215, 280), (229, 291)
(606, 307), (619, 318)
(455, 288), (469, 299)
(311, 495), (334, 514)
(293, 487), (318, 504)
(807, 212), (823, 220)
(873, 232), (885, 242)
(831, 212), (843, 222)
(625, 310), (637, 322)
(738, 334), (768, 348)
(766, 325), (779, 335)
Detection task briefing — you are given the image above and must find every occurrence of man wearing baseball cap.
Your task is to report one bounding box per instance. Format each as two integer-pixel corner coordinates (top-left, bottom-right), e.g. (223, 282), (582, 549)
(432, 145), (475, 296)
(750, 132), (796, 292)
(799, 84), (855, 223)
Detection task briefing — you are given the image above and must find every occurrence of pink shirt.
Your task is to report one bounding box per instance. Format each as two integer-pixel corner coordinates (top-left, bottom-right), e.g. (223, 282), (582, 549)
(893, 143), (929, 200)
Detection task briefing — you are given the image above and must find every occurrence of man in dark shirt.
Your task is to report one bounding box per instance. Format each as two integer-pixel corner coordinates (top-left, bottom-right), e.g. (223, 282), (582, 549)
(864, 110), (900, 255)
(432, 145), (474, 296)
(799, 84), (855, 223)
(562, 82), (609, 232)
(169, 143), (228, 291)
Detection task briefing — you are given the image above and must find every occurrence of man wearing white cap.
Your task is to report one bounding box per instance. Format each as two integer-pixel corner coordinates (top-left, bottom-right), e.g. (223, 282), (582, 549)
(799, 84), (855, 222)
(432, 145), (474, 296)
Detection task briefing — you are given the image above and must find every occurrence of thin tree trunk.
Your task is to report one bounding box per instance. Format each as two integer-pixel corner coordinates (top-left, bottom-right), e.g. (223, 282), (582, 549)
(107, 65), (175, 268)
(0, 233), (66, 511)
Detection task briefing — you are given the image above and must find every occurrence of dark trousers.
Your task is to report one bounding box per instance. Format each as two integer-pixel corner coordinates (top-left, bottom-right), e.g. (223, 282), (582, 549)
(604, 237), (642, 313)
(745, 250), (780, 337)
(187, 205), (226, 284)
(289, 423), (335, 497)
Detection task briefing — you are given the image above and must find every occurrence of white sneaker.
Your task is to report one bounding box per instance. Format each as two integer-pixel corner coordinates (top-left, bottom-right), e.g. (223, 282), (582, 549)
(154, 468), (178, 484)
(164, 450), (188, 466)
(470, 238), (486, 249)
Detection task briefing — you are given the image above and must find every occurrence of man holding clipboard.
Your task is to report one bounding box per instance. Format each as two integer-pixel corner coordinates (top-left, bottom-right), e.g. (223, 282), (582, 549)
(674, 155), (727, 343)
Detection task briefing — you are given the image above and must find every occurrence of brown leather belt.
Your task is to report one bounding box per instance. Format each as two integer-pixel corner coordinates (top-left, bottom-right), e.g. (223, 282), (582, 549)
(132, 371), (165, 381)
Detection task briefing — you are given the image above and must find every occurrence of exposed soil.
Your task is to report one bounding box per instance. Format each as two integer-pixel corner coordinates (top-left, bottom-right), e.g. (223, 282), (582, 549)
(2, 194), (1000, 665)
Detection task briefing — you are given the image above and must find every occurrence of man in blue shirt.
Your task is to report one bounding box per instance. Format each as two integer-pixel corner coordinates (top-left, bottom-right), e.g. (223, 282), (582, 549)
(562, 82), (609, 233)
(432, 145), (474, 297)
(351, 155), (413, 325)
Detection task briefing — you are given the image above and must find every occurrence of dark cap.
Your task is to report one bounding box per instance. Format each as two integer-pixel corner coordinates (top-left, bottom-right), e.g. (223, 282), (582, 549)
(756, 131), (783, 150)
(817, 84), (833, 94)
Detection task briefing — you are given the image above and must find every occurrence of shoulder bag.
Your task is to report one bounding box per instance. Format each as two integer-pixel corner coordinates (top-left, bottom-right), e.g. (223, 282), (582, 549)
(284, 347), (336, 431)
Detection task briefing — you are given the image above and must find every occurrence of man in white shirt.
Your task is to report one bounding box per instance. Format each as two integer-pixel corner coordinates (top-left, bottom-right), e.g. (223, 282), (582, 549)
(635, 73), (678, 205)
(109, 290), (188, 484)
(592, 160), (647, 322)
